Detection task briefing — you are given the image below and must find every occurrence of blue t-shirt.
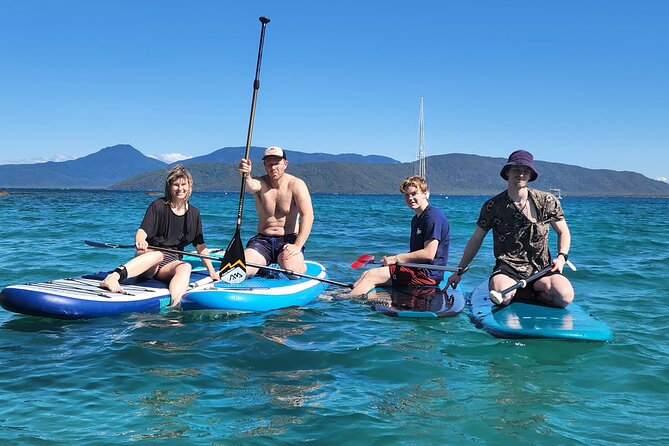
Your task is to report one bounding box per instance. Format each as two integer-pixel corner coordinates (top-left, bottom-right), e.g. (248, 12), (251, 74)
(410, 204), (450, 281)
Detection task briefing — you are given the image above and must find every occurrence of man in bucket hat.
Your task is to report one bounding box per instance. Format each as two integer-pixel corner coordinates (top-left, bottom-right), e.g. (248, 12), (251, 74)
(238, 146), (314, 277)
(445, 150), (574, 307)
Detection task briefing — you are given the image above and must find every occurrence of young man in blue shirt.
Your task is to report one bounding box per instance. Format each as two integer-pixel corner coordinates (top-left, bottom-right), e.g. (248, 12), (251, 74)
(348, 175), (450, 296)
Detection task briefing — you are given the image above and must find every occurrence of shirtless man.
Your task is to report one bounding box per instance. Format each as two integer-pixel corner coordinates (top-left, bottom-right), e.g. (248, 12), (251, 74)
(238, 146), (314, 277)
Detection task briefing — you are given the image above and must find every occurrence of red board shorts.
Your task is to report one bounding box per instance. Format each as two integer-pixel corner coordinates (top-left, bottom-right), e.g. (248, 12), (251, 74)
(389, 265), (438, 287)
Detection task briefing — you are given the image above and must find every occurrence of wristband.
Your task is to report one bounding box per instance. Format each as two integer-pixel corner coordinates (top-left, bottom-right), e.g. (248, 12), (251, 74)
(558, 252), (569, 261)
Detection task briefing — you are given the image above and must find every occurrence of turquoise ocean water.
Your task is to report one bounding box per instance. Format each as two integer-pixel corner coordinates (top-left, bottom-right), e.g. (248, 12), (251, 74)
(0, 190), (668, 445)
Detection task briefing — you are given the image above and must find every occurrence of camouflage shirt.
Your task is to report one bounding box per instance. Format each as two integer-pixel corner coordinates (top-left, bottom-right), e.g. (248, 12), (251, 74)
(477, 188), (565, 277)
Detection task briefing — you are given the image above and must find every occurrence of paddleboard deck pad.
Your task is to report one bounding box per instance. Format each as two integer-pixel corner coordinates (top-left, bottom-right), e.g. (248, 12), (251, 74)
(368, 286), (465, 318)
(180, 260), (328, 313)
(469, 280), (613, 341)
(0, 270), (214, 320)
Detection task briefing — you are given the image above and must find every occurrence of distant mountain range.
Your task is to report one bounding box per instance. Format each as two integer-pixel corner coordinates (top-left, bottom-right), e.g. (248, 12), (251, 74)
(0, 145), (166, 188)
(179, 146), (399, 165)
(1, 144), (668, 197)
(0, 144), (397, 189)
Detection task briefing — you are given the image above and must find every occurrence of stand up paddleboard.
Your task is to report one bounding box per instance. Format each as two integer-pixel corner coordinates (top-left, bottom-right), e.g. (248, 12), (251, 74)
(180, 260), (329, 313)
(0, 271), (214, 320)
(469, 280), (613, 341)
(367, 286), (465, 318)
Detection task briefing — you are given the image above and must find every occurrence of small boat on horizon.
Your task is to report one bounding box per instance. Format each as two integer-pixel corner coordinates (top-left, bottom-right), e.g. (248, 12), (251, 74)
(550, 188), (563, 200)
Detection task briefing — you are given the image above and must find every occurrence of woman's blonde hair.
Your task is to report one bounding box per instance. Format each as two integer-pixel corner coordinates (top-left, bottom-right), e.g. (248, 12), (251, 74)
(164, 164), (193, 204)
(399, 175), (428, 194)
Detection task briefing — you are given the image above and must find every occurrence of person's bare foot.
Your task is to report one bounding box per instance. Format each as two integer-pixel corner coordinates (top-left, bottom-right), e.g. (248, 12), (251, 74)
(100, 273), (123, 293)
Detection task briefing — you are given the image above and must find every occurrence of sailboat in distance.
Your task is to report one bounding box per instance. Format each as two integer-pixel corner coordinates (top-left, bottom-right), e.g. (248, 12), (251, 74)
(414, 96), (426, 180)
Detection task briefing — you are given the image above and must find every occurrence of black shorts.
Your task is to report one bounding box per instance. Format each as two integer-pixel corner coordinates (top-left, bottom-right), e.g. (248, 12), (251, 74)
(491, 262), (561, 282)
(491, 262), (561, 301)
(246, 233), (304, 265)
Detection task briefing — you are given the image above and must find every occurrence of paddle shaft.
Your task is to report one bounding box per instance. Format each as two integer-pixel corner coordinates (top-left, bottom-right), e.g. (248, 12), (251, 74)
(497, 265), (553, 297)
(352, 256), (461, 273)
(249, 263), (352, 289)
(392, 261), (459, 273)
(217, 17), (270, 283)
(84, 240), (353, 289)
(235, 16), (270, 229)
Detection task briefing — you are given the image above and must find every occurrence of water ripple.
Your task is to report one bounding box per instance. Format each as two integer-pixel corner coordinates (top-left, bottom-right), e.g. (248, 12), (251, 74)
(1, 192), (668, 444)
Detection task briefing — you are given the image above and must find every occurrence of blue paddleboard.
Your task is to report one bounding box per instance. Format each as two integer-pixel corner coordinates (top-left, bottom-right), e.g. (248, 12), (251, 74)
(0, 270), (214, 320)
(469, 280), (613, 341)
(368, 286), (465, 318)
(180, 260), (328, 313)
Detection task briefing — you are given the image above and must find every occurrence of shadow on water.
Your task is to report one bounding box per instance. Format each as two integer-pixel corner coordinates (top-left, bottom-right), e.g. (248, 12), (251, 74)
(0, 314), (90, 334)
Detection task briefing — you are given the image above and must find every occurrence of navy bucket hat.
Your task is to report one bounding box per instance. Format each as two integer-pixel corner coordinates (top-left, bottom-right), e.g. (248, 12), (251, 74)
(500, 150), (538, 182)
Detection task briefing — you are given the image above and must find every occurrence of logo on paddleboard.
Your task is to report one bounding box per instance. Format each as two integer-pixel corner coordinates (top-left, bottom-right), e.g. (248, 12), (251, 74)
(220, 266), (246, 284)
(219, 259), (247, 284)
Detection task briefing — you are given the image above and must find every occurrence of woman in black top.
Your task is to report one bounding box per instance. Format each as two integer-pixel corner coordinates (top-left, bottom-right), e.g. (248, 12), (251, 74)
(100, 165), (219, 307)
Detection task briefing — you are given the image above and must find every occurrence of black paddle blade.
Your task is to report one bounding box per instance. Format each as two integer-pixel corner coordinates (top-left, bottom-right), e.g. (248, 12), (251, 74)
(219, 230), (247, 284)
(84, 240), (135, 249)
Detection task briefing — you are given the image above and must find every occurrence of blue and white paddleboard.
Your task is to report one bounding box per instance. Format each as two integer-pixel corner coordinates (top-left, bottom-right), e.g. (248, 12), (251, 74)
(469, 280), (613, 341)
(180, 260), (328, 313)
(367, 286), (465, 318)
(0, 270), (214, 320)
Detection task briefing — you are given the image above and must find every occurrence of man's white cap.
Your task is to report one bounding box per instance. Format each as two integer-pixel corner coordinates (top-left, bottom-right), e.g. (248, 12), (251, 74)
(262, 146), (286, 160)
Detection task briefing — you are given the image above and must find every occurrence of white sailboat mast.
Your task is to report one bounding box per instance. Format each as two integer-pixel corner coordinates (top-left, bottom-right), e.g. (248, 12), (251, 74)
(415, 96), (426, 179)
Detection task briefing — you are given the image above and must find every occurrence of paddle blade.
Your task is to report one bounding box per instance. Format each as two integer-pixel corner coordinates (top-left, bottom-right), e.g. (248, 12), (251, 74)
(350, 254), (375, 269)
(218, 231), (247, 284)
(84, 240), (135, 249)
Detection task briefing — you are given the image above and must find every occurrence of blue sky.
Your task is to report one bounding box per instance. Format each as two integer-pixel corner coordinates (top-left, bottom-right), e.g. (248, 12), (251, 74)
(2, 0), (667, 182)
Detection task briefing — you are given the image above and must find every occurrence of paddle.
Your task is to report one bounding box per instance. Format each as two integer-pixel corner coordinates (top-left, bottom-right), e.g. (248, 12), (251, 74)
(349, 254), (465, 273)
(488, 259), (577, 304)
(219, 16), (271, 284)
(84, 240), (353, 289)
